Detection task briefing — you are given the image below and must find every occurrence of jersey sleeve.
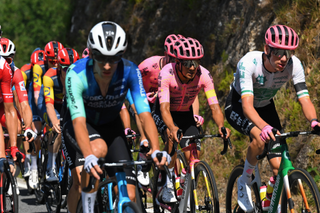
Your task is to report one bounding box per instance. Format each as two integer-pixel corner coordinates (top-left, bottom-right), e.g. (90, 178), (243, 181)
(21, 71), (27, 86)
(13, 69), (28, 103)
(1, 62), (13, 103)
(238, 59), (255, 99)
(126, 89), (134, 105)
(127, 64), (150, 114)
(43, 75), (55, 105)
(291, 57), (309, 99)
(158, 68), (171, 104)
(33, 63), (43, 92)
(201, 68), (219, 105)
(66, 70), (86, 120)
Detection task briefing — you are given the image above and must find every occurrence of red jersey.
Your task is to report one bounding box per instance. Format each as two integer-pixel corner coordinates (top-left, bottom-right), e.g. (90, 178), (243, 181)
(0, 57), (14, 103)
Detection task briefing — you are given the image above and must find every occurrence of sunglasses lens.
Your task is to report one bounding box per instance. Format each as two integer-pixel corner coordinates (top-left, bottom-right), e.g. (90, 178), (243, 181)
(180, 60), (199, 68)
(273, 49), (292, 59)
(93, 54), (122, 64)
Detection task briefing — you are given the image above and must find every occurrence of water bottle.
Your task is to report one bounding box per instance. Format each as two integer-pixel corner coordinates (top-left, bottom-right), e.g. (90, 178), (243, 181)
(180, 168), (186, 185)
(267, 176), (276, 199)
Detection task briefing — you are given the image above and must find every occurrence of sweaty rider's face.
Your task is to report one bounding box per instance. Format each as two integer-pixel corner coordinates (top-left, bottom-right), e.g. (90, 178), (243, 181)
(179, 59), (200, 80)
(265, 45), (291, 72)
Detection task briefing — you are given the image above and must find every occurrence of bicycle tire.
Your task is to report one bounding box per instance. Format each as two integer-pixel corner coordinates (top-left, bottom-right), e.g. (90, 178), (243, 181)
(3, 172), (19, 213)
(225, 164), (260, 213)
(34, 147), (46, 204)
(152, 166), (167, 213)
(135, 183), (148, 213)
(190, 161), (219, 213)
(122, 201), (140, 213)
(45, 183), (62, 213)
(281, 168), (320, 213)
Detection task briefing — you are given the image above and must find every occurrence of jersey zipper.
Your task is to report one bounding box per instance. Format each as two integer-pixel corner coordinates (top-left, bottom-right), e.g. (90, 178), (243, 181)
(177, 85), (187, 111)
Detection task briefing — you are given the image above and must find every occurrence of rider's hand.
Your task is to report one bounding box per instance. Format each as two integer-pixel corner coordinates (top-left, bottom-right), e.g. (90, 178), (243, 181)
(218, 127), (231, 139)
(52, 122), (61, 134)
(84, 154), (103, 180)
(10, 146), (25, 162)
(194, 115), (204, 127)
(124, 128), (136, 140)
(24, 128), (37, 142)
(146, 92), (157, 103)
(260, 125), (279, 142)
(169, 126), (181, 143)
(151, 150), (171, 168)
(311, 120), (320, 131)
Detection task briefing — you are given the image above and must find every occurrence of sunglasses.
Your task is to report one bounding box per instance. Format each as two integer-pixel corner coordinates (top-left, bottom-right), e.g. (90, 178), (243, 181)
(271, 48), (293, 59)
(179, 59), (200, 68)
(60, 64), (69, 72)
(93, 54), (122, 64)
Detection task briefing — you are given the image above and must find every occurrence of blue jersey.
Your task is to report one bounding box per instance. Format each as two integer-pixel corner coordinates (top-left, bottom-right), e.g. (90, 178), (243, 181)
(65, 57), (150, 125)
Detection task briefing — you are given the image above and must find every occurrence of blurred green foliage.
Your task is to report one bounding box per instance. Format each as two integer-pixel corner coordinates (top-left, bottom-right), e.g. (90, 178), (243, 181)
(0, 0), (74, 67)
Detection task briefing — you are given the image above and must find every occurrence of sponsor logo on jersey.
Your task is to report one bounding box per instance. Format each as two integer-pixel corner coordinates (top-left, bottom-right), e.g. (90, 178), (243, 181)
(67, 77), (77, 109)
(136, 68), (146, 97)
(44, 86), (50, 96)
(19, 81), (26, 91)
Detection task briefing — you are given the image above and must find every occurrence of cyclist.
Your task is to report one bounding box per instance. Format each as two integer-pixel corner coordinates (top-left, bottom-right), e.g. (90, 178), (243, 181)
(33, 41), (64, 105)
(40, 47), (79, 185)
(225, 25), (320, 212)
(63, 21), (169, 213)
(21, 48), (45, 183)
(0, 38), (36, 159)
(156, 37), (231, 202)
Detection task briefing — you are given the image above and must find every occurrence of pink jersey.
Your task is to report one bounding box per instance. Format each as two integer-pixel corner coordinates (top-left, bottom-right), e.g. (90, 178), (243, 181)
(158, 63), (218, 111)
(138, 56), (163, 93)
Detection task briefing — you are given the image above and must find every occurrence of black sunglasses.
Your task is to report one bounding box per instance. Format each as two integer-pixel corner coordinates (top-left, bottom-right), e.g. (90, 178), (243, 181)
(271, 48), (293, 59)
(179, 59), (200, 68)
(93, 54), (122, 64)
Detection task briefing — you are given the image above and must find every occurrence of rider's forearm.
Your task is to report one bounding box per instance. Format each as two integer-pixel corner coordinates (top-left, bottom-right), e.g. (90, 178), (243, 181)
(192, 95), (200, 115)
(139, 112), (160, 151)
(209, 104), (225, 128)
(120, 107), (131, 129)
(72, 117), (93, 158)
(242, 96), (268, 130)
(0, 127), (5, 158)
(299, 97), (318, 122)
(4, 103), (18, 147)
(46, 103), (59, 126)
(13, 90), (23, 118)
(160, 103), (176, 131)
(20, 101), (33, 129)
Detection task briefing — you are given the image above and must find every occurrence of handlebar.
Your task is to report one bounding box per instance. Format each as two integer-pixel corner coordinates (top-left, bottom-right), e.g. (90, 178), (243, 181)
(257, 128), (320, 160)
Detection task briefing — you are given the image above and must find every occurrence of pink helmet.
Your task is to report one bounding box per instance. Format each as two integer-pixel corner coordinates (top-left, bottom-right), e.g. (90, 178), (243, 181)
(164, 34), (184, 57)
(82, 48), (89, 58)
(173, 38), (204, 60)
(265, 25), (299, 50)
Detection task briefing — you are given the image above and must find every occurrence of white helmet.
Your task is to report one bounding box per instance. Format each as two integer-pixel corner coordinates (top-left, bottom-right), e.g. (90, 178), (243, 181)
(87, 21), (127, 56)
(0, 37), (15, 57)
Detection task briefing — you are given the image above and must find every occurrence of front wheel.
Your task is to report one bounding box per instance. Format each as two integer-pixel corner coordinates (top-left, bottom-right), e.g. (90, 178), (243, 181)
(281, 168), (320, 213)
(122, 201), (141, 213)
(45, 183), (61, 213)
(3, 172), (19, 213)
(225, 164), (260, 213)
(191, 161), (219, 213)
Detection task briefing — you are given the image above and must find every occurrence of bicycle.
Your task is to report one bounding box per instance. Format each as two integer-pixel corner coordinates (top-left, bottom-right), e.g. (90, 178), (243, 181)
(34, 129), (62, 213)
(76, 156), (156, 213)
(152, 127), (232, 213)
(0, 133), (28, 213)
(226, 129), (320, 213)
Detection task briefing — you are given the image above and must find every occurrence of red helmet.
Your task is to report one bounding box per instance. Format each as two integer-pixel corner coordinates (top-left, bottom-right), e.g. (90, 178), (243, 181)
(30, 50), (46, 65)
(58, 48), (80, 66)
(44, 41), (64, 58)
(173, 38), (204, 60)
(0, 38), (15, 57)
(164, 34), (184, 57)
(265, 25), (299, 50)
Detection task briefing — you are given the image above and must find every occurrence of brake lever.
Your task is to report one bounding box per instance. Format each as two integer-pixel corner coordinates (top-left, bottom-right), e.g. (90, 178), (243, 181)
(220, 127), (232, 155)
(156, 152), (171, 180)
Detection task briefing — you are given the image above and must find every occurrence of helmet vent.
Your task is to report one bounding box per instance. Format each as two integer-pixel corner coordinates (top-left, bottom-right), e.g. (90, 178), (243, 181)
(98, 36), (103, 48)
(115, 37), (121, 49)
(191, 47), (195, 57)
(123, 36), (127, 47)
(8, 44), (12, 52)
(2, 44), (6, 52)
(89, 33), (95, 44)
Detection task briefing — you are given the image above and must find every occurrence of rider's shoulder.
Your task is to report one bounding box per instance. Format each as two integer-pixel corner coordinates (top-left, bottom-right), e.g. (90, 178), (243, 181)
(44, 67), (57, 77)
(21, 63), (32, 71)
(68, 57), (91, 74)
(138, 55), (162, 67)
